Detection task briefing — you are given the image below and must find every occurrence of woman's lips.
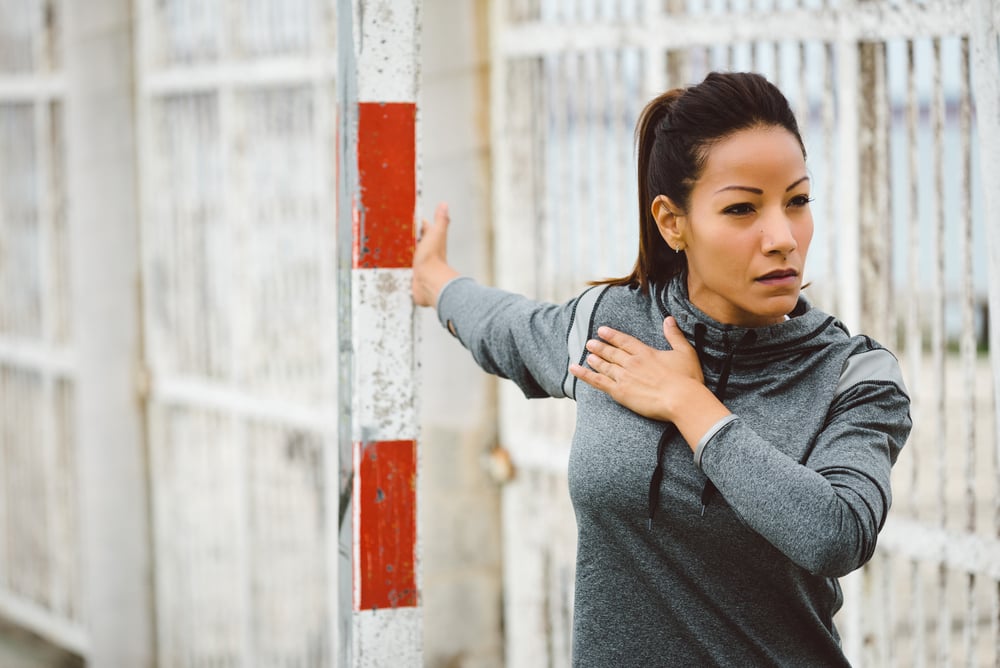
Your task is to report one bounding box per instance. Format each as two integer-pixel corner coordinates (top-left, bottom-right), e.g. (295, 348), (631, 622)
(756, 270), (798, 286)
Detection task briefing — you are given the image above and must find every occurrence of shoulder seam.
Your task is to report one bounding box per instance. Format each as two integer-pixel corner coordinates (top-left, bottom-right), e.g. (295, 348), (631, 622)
(562, 285), (611, 399)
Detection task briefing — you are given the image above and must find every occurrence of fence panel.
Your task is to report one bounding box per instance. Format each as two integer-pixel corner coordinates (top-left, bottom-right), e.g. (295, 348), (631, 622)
(135, 0), (340, 663)
(0, 0), (83, 653)
(491, 0), (1000, 664)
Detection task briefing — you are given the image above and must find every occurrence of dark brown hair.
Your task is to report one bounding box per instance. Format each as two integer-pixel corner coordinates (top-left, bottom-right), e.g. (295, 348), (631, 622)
(597, 71), (806, 292)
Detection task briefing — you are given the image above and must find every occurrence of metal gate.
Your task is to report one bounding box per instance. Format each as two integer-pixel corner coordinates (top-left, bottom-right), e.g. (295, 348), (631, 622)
(134, 0), (341, 663)
(0, 0), (83, 653)
(490, 0), (1000, 664)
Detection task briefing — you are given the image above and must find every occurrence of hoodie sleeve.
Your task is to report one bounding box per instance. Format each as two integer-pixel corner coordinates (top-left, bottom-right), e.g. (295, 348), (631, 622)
(436, 277), (579, 399)
(698, 347), (912, 577)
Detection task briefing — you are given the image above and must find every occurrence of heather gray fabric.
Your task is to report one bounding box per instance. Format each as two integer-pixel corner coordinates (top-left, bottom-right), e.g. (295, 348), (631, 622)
(437, 274), (911, 668)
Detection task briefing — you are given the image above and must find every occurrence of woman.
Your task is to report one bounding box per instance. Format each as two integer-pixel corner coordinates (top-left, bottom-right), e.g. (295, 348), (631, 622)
(412, 72), (911, 667)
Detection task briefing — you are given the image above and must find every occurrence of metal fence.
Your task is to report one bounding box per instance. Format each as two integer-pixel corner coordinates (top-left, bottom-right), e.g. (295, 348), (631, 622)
(135, 0), (341, 663)
(0, 0), (427, 663)
(491, 0), (1000, 665)
(0, 0), (83, 653)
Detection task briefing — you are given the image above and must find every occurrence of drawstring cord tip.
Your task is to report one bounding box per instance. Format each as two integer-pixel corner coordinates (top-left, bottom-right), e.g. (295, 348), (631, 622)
(700, 504), (706, 517)
(647, 518), (652, 530)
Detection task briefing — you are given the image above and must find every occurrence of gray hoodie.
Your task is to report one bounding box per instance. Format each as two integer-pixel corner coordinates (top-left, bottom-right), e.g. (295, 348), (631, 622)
(437, 273), (911, 667)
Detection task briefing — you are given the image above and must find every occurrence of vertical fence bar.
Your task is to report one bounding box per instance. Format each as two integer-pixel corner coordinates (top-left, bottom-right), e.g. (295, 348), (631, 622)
(903, 38), (928, 668)
(957, 35), (977, 668)
(821, 41), (837, 312)
(64, 0), (152, 661)
(834, 32), (860, 333)
(337, 0), (421, 665)
(834, 27), (862, 662)
(930, 36), (950, 668)
(968, 0), (1000, 660)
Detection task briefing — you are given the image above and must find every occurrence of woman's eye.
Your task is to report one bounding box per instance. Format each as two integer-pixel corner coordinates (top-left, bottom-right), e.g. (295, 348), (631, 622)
(722, 203), (755, 216)
(788, 194), (814, 208)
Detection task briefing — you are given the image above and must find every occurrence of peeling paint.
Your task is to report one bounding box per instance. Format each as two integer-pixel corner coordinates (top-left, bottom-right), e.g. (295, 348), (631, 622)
(354, 102), (416, 269)
(357, 439), (417, 611)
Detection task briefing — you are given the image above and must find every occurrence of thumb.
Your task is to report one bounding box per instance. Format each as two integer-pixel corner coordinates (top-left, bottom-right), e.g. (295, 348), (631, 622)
(662, 316), (691, 351)
(434, 201), (450, 230)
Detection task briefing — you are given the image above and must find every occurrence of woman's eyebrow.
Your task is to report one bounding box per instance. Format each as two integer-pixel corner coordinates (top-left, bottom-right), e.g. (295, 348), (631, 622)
(714, 185), (763, 195)
(713, 175), (810, 196)
(785, 176), (810, 191)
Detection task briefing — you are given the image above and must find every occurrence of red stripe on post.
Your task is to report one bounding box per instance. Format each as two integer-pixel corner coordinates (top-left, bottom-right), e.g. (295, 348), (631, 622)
(354, 102), (416, 269)
(357, 439), (418, 610)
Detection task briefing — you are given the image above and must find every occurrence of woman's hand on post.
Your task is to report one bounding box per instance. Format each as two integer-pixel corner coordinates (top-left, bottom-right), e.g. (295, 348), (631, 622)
(412, 202), (460, 307)
(568, 317), (710, 424)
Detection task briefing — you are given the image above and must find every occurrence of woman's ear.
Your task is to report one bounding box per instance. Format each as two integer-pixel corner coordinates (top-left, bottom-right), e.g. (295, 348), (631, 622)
(651, 195), (686, 252)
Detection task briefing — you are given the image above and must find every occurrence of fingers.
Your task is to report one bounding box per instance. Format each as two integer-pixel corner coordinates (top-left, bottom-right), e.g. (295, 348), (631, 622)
(569, 363), (614, 393)
(435, 201), (450, 226)
(584, 338), (620, 366)
(594, 326), (642, 355)
(661, 316), (692, 351)
(417, 202), (449, 241)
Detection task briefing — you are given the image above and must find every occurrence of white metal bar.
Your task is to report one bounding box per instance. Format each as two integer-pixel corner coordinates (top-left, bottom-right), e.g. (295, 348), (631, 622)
(0, 375), (7, 601)
(879, 518), (1000, 581)
(968, 1), (1000, 660)
(958, 36), (978, 668)
(835, 34), (861, 335)
(32, 85), (62, 632)
(142, 57), (335, 96)
(218, 3), (253, 658)
(929, 38), (950, 665)
(335, 0), (358, 663)
(311, 0), (340, 658)
(151, 375), (333, 430)
(641, 0), (665, 106)
(0, 590), (87, 656)
(0, 339), (74, 376)
(497, 1), (971, 57)
(904, 40), (922, 489)
(820, 41), (836, 314)
(0, 76), (65, 101)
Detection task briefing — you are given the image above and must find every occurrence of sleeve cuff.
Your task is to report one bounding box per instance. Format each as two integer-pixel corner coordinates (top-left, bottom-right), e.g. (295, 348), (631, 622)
(436, 276), (473, 337)
(693, 414), (739, 471)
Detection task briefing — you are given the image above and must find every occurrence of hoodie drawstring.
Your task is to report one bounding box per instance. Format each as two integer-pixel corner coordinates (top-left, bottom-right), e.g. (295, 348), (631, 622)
(646, 323), (757, 528)
(699, 328), (756, 514)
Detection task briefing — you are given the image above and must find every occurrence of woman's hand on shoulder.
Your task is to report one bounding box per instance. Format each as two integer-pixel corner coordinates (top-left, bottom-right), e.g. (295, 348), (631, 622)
(412, 202), (460, 307)
(568, 316), (706, 422)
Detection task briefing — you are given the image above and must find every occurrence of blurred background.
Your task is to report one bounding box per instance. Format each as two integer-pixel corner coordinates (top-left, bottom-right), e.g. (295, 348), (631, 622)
(0, 0), (998, 666)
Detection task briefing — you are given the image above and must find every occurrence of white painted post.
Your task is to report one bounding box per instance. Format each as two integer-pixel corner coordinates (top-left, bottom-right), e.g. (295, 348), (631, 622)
(835, 21), (862, 336)
(970, 0), (1000, 569)
(337, 0), (422, 665)
(63, 0), (154, 664)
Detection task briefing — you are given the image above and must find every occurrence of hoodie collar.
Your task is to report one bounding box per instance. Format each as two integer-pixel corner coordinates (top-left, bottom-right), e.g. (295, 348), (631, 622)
(655, 272), (843, 360)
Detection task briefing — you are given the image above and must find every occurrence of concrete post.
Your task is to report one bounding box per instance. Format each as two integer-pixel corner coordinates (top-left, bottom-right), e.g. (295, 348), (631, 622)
(63, 1), (154, 665)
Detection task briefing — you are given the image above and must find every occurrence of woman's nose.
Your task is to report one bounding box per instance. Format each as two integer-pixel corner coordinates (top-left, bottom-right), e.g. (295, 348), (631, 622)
(761, 213), (797, 256)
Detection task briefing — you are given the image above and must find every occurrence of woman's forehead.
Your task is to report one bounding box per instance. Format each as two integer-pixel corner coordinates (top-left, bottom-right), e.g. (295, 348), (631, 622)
(697, 127), (807, 192)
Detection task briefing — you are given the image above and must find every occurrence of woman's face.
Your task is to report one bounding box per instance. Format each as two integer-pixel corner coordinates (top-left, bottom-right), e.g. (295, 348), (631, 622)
(657, 125), (813, 328)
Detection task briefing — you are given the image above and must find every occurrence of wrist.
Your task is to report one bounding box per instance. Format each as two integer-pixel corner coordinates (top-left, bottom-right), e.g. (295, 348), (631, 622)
(417, 261), (459, 307)
(666, 381), (731, 452)
(661, 377), (710, 421)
